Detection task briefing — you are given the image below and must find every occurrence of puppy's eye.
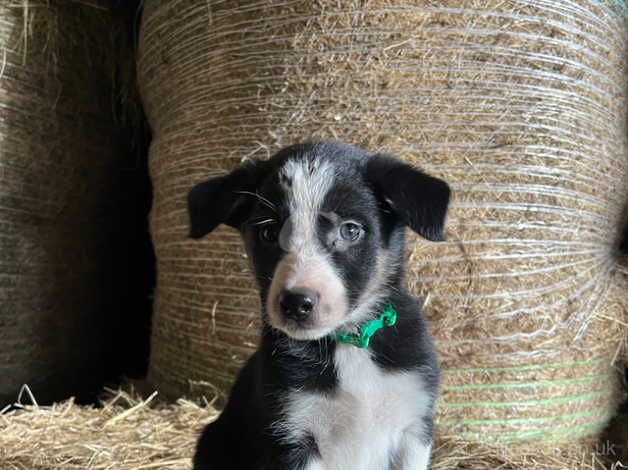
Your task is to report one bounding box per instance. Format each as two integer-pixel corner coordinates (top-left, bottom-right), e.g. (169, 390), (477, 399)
(259, 224), (279, 244)
(339, 221), (363, 242)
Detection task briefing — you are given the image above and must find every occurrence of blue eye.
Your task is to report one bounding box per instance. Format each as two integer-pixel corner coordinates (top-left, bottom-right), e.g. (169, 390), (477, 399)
(340, 222), (363, 242)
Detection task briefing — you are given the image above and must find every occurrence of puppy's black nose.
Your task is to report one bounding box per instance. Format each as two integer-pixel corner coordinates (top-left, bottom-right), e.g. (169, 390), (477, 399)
(279, 289), (318, 322)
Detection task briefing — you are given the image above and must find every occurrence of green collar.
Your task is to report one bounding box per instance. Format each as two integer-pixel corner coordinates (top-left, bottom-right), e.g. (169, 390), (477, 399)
(333, 303), (397, 348)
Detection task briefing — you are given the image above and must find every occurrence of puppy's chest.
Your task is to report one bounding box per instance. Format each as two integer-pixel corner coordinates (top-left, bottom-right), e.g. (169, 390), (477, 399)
(278, 346), (430, 470)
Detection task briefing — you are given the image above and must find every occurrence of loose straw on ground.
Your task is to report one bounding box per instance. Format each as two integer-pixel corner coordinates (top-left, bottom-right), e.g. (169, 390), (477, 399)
(0, 387), (625, 469)
(0, 388), (219, 470)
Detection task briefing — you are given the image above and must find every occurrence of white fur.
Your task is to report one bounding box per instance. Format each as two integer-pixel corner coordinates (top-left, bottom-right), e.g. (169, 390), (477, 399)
(280, 158), (334, 257)
(274, 346), (434, 470)
(266, 158), (349, 339)
(303, 460), (325, 470)
(392, 436), (431, 470)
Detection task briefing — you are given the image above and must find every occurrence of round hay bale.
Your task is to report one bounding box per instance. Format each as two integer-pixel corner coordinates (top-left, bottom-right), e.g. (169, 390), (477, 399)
(0, 1), (124, 404)
(138, 0), (627, 462)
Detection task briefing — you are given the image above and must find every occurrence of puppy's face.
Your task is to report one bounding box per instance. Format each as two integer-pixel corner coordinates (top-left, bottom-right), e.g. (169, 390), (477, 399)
(242, 155), (387, 339)
(188, 142), (449, 340)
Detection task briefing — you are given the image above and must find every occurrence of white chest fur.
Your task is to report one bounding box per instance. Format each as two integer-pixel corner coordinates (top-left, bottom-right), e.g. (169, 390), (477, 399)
(276, 346), (433, 470)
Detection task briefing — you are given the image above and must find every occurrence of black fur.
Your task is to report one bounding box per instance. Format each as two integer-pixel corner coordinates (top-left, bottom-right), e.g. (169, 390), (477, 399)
(189, 141), (449, 470)
(188, 159), (274, 238)
(365, 154), (450, 242)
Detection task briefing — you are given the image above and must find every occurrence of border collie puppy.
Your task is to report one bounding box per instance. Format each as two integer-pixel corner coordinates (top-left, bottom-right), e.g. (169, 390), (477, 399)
(189, 141), (449, 470)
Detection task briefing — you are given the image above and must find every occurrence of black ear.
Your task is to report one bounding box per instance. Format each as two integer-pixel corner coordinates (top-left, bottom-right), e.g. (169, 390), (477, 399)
(187, 159), (271, 239)
(365, 154), (450, 241)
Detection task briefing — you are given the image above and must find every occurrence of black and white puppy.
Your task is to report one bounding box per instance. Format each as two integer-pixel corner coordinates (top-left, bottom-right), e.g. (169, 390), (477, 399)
(189, 141), (449, 470)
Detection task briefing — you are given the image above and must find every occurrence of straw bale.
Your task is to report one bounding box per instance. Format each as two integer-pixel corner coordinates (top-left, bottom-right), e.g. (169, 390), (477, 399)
(138, 0), (627, 456)
(0, 1), (125, 404)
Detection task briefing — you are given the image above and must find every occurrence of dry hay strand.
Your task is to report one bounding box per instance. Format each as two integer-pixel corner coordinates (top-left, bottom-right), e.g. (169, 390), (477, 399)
(0, 388), (219, 470)
(0, 388), (624, 469)
(0, 1), (127, 404)
(137, 0), (627, 460)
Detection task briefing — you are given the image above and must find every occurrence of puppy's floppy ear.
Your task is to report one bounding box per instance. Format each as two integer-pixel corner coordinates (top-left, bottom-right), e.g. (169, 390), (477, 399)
(188, 159), (271, 239)
(366, 154), (450, 241)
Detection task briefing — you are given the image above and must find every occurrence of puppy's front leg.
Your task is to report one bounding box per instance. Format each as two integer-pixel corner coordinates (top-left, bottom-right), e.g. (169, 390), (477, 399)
(392, 430), (432, 470)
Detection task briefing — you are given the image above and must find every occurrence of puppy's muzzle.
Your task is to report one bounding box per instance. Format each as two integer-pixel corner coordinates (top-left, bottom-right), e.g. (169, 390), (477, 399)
(278, 288), (319, 323)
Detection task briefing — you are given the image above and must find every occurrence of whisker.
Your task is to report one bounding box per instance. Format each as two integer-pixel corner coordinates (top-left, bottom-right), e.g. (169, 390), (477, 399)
(246, 214), (278, 224)
(251, 218), (277, 226)
(235, 190), (277, 213)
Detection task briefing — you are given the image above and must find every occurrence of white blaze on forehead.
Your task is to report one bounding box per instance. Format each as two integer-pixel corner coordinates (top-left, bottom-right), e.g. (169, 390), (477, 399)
(265, 157), (348, 339)
(279, 158), (335, 254)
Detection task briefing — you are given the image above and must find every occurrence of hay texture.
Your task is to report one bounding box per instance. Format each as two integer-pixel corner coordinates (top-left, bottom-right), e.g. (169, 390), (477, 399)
(0, 389), (625, 470)
(0, 1), (123, 404)
(138, 0), (627, 459)
(0, 389), (218, 470)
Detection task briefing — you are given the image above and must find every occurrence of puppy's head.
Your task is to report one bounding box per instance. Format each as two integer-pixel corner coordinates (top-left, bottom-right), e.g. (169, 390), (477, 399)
(188, 142), (449, 340)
